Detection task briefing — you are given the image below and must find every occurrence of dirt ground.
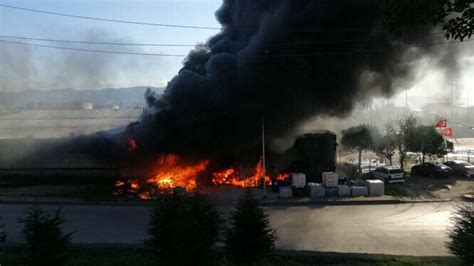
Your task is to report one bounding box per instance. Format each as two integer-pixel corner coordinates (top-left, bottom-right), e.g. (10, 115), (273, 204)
(385, 175), (474, 200)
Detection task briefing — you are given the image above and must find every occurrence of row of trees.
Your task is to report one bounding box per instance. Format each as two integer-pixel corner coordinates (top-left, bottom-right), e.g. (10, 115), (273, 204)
(0, 190), (276, 266)
(341, 116), (450, 172)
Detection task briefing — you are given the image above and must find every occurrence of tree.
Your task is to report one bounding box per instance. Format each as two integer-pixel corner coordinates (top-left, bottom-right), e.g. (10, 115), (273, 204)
(341, 125), (378, 173)
(383, 0), (474, 41)
(396, 115), (418, 170)
(225, 190), (276, 264)
(447, 202), (474, 264)
(374, 123), (397, 165)
(0, 216), (5, 244)
(19, 207), (73, 266)
(146, 193), (222, 266)
(407, 125), (447, 163)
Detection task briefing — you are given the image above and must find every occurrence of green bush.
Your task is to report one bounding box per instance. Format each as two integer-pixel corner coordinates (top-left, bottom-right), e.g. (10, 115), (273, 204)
(225, 189), (277, 264)
(19, 207), (73, 266)
(146, 193), (222, 266)
(447, 202), (474, 265)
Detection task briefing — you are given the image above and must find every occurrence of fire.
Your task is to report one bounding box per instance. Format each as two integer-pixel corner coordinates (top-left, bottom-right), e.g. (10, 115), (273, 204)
(146, 154), (209, 192)
(276, 173), (290, 181)
(211, 158), (271, 187)
(116, 154), (288, 200)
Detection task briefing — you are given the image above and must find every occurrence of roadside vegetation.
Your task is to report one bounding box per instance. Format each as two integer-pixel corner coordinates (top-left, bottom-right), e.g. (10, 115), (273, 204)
(447, 202), (474, 265)
(225, 190), (276, 264)
(146, 193), (222, 266)
(19, 207), (73, 266)
(0, 246), (462, 266)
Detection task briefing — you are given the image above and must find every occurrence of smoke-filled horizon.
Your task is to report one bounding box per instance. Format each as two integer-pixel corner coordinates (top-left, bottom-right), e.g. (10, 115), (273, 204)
(126, 0), (465, 159)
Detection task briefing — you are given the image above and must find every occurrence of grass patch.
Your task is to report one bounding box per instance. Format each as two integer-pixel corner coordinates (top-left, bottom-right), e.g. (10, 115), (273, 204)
(0, 246), (461, 266)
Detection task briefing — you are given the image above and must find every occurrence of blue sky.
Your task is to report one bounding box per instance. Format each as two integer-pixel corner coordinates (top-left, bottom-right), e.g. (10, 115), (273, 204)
(0, 0), (222, 90)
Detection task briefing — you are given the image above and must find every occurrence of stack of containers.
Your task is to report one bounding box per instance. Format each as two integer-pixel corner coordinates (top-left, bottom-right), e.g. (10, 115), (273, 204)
(308, 182), (325, 198)
(337, 185), (351, 196)
(351, 186), (368, 196)
(325, 187), (338, 197)
(366, 179), (384, 196)
(291, 173), (306, 188)
(322, 172), (338, 188)
(279, 186), (293, 198)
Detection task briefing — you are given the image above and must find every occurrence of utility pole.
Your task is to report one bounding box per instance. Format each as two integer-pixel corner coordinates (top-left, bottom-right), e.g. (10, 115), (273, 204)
(262, 116), (266, 198)
(450, 79), (456, 121)
(405, 90), (408, 108)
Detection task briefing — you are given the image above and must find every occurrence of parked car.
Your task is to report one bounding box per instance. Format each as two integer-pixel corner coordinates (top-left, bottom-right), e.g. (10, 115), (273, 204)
(411, 162), (451, 178)
(443, 160), (474, 177)
(372, 166), (405, 183)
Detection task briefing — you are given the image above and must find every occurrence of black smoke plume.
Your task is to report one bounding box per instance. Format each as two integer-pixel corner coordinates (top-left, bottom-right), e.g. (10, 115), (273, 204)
(70, 0), (456, 163)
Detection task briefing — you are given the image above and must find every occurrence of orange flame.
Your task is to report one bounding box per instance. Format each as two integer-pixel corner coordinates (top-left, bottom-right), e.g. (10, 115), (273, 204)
(146, 154), (209, 192)
(211, 158), (271, 187)
(276, 173), (290, 181)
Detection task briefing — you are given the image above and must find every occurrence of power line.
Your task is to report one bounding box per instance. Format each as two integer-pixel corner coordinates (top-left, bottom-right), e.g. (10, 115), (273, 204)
(0, 35), (203, 47)
(0, 39), (187, 57)
(0, 37), (472, 58)
(0, 4), (220, 30)
(0, 3), (440, 33)
(0, 33), (447, 48)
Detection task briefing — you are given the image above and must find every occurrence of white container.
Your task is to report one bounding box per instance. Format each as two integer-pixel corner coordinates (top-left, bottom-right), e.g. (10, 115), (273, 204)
(351, 186), (368, 196)
(337, 185), (351, 196)
(322, 172), (338, 187)
(279, 186), (293, 198)
(308, 183), (325, 198)
(325, 187), (338, 197)
(291, 173), (306, 188)
(366, 179), (385, 196)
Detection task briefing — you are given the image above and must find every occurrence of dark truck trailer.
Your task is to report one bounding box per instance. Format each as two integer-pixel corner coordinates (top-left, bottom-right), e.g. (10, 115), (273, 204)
(281, 131), (337, 183)
(0, 167), (119, 185)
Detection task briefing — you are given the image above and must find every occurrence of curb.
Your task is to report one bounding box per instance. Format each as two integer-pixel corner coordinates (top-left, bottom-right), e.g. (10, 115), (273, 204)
(0, 198), (451, 207)
(260, 198), (451, 206)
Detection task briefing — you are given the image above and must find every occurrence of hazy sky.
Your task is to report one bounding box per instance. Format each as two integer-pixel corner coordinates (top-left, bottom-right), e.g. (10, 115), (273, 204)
(0, 0), (221, 90)
(0, 0), (473, 107)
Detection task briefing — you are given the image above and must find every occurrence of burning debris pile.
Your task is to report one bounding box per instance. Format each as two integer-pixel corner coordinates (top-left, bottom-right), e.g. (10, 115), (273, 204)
(115, 155), (289, 200)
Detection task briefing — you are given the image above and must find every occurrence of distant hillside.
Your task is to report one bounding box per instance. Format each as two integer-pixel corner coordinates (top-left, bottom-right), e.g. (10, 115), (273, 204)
(0, 86), (164, 108)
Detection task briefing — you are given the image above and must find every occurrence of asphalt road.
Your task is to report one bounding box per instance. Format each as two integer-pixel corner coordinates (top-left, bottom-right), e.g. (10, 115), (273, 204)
(0, 202), (455, 256)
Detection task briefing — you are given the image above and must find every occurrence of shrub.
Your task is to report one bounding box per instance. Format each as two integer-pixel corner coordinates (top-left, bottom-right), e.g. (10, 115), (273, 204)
(447, 202), (474, 265)
(146, 193), (222, 266)
(19, 207), (73, 266)
(0, 216), (5, 243)
(225, 190), (276, 264)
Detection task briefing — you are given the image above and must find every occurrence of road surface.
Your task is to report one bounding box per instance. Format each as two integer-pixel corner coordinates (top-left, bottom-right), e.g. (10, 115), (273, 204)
(0, 202), (455, 256)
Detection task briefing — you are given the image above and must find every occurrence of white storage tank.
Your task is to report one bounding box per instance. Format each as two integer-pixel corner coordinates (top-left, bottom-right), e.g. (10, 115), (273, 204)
(308, 182), (325, 198)
(366, 179), (385, 196)
(291, 173), (306, 188)
(279, 186), (293, 198)
(351, 186), (368, 196)
(322, 172), (338, 187)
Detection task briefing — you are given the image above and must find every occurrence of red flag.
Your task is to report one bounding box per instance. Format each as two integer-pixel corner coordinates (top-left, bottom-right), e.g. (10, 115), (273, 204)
(435, 119), (447, 128)
(440, 128), (453, 137)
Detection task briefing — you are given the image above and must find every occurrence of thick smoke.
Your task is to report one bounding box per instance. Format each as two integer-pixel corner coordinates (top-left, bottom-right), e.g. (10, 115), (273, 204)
(128, 0), (458, 160)
(0, 29), (170, 92)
